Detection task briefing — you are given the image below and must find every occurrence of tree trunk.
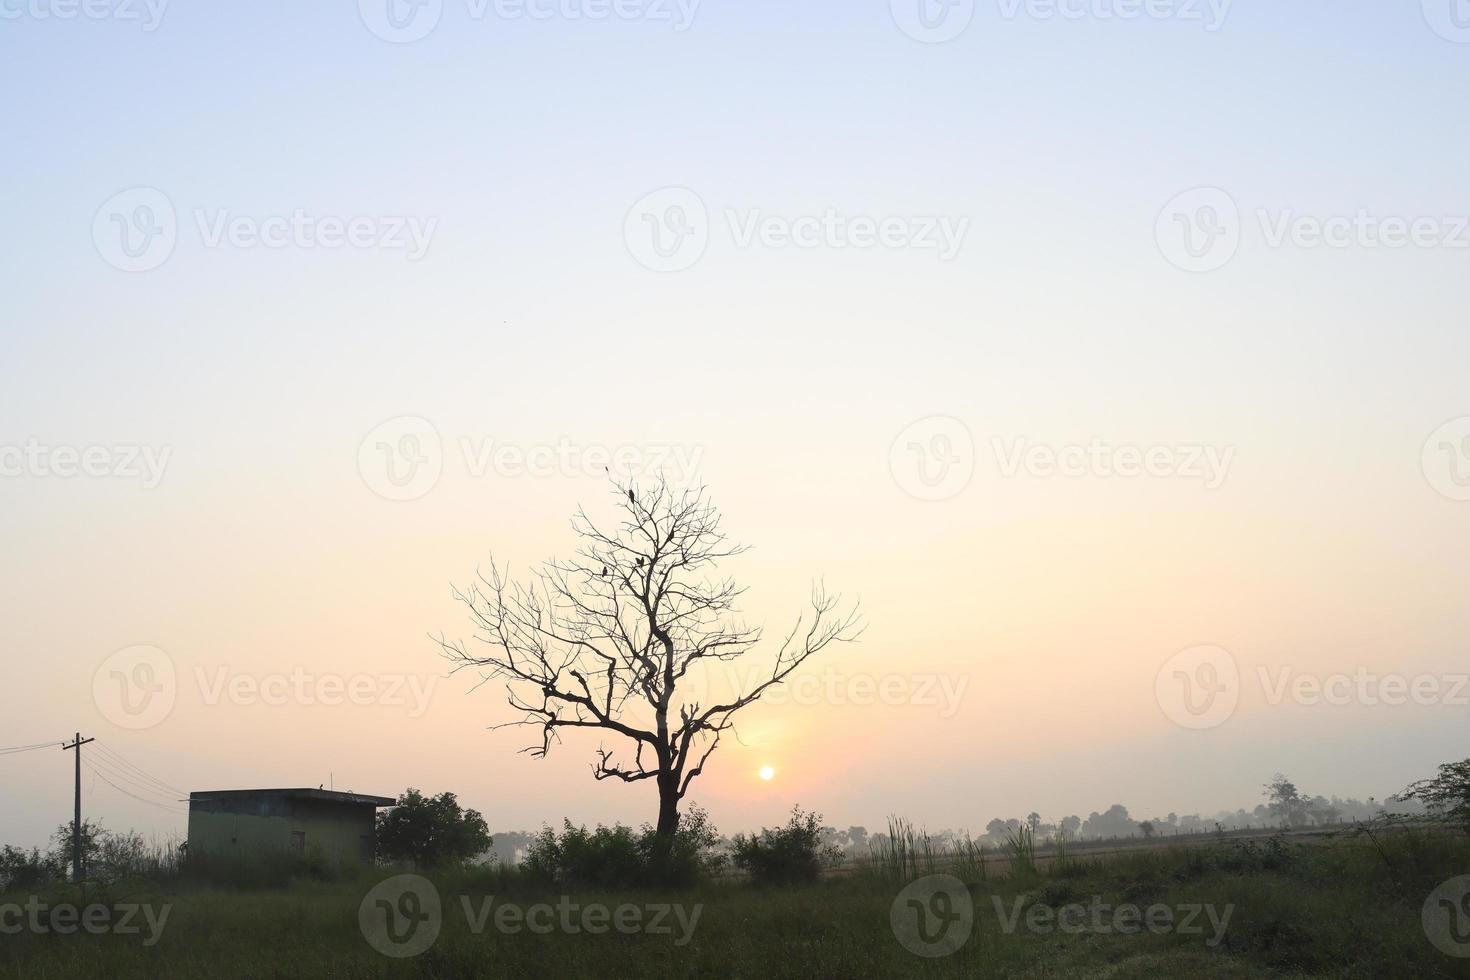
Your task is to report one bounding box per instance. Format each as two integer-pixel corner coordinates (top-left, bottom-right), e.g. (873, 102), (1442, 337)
(651, 778), (681, 878)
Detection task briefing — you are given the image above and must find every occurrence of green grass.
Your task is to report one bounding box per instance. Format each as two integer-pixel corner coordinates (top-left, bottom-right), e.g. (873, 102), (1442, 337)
(2, 826), (1468, 979)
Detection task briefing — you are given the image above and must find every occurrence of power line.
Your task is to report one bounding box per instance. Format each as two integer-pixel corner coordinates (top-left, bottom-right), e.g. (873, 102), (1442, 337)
(93, 741), (185, 796)
(85, 753), (185, 807)
(85, 763), (187, 815)
(92, 742), (186, 798)
(86, 763), (186, 813)
(0, 740), (64, 755)
(3, 736), (190, 820)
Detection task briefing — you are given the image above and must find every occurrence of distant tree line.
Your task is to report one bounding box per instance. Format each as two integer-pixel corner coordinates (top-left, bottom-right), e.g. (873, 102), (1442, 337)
(476, 771), (1445, 867)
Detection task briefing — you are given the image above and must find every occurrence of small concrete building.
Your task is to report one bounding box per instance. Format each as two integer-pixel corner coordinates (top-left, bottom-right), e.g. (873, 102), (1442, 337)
(187, 788), (396, 867)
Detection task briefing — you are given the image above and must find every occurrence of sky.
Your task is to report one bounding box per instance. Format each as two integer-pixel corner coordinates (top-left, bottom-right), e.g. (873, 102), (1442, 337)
(2, 0), (1469, 850)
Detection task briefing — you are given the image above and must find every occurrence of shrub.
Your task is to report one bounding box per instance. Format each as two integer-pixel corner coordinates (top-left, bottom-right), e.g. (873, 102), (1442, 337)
(524, 822), (644, 888)
(376, 789), (492, 870)
(731, 807), (839, 886)
(93, 830), (173, 882)
(46, 820), (104, 880)
(655, 805), (725, 886)
(1218, 835), (1297, 874)
(522, 805), (723, 888)
(1038, 880), (1074, 907)
(1402, 758), (1470, 831)
(0, 846), (57, 892)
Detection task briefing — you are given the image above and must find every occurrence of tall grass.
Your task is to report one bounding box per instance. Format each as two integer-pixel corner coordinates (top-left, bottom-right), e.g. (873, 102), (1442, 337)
(951, 833), (987, 882)
(867, 817), (988, 884)
(1004, 823), (1037, 877)
(868, 817), (933, 882)
(1049, 828), (1083, 877)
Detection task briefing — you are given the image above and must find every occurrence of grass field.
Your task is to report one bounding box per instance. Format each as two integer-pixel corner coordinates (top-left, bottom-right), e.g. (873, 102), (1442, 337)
(3, 824), (1468, 979)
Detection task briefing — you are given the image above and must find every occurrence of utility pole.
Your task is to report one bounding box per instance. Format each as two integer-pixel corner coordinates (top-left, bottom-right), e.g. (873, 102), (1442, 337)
(61, 732), (94, 882)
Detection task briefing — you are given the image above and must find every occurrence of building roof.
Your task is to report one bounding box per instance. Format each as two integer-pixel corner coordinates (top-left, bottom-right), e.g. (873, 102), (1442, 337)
(188, 788), (396, 807)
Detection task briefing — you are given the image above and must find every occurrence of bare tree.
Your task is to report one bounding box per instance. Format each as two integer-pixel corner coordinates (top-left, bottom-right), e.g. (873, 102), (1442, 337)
(435, 477), (863, 867)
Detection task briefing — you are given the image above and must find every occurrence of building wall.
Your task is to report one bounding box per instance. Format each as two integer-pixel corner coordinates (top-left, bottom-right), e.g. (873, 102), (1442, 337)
(188, 796), (376, 867)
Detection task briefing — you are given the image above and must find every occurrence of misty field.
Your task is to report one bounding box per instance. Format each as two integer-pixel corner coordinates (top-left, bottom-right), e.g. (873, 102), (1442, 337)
(3, 825), (1467, 980)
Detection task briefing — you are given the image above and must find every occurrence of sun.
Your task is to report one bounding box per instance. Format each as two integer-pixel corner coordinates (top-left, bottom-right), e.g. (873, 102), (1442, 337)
(758, 765), (776, 781)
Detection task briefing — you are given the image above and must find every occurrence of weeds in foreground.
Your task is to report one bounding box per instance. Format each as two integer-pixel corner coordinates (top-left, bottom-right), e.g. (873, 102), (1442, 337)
(1005, 823), (1037, 877)
(868, 817), (989, 884)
